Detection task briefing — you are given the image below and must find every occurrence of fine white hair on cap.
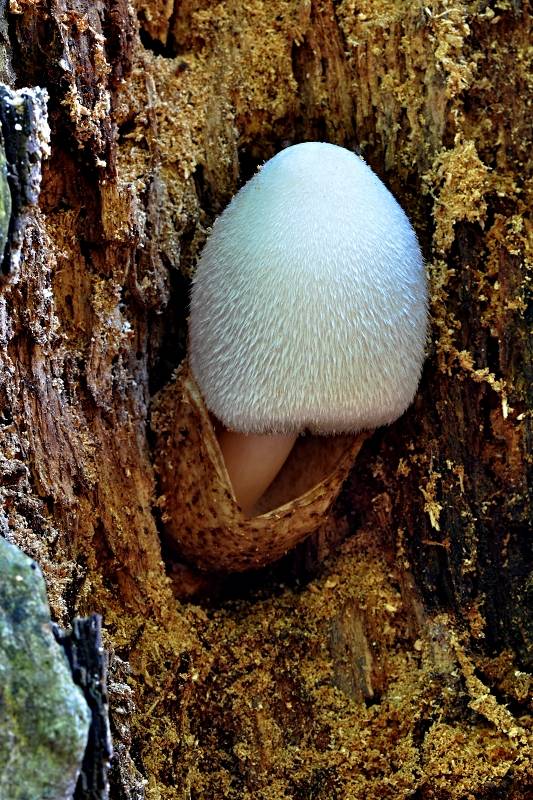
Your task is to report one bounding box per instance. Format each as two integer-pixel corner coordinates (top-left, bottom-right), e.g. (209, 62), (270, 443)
(189, 141), (428, 435)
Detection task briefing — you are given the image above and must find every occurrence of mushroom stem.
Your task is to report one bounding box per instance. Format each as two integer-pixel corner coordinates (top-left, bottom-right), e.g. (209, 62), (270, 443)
(217, 429), (297, 516)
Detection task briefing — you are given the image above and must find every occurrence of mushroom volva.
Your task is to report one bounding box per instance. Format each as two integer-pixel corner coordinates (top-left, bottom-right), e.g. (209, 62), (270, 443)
(189, 142), (427, 516)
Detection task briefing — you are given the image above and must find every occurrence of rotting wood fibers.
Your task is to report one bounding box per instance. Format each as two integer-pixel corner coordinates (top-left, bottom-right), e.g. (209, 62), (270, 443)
(0, 0), (530, 798)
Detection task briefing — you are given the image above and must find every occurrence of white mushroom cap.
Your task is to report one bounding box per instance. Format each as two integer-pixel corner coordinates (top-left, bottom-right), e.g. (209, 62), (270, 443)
(189, 142), (427, 435)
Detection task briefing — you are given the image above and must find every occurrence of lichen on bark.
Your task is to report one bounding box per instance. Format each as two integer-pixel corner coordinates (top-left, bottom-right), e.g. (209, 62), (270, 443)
(0, 537), (90, 800)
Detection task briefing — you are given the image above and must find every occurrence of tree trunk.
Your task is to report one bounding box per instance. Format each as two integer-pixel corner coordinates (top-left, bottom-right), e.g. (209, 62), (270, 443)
(0, 1), (530, 798)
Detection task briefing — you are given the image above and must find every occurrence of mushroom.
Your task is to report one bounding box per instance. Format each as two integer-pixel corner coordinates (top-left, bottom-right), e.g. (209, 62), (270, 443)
(189, 141), (427, 516)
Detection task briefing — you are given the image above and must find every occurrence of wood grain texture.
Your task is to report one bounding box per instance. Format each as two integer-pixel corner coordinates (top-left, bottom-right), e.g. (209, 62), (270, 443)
(0, 1), (530, 797)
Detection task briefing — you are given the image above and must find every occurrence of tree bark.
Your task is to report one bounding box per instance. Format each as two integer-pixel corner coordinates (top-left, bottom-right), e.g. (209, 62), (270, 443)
(0, 1), (530, 799)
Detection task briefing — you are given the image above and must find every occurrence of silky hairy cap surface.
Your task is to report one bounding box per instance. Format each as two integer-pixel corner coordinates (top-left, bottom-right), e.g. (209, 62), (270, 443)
(189, 141), (428, 435)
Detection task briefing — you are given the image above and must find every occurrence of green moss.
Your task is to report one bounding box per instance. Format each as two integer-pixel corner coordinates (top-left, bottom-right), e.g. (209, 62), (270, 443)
(0, 538), (90, 800)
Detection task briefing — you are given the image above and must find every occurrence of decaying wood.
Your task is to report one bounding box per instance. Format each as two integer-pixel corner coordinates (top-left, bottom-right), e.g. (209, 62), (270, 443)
(0, 1), (530, 798)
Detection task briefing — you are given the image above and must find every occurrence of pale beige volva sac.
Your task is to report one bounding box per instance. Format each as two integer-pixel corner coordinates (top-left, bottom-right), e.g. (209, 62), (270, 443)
(152, 364), (367, 573)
